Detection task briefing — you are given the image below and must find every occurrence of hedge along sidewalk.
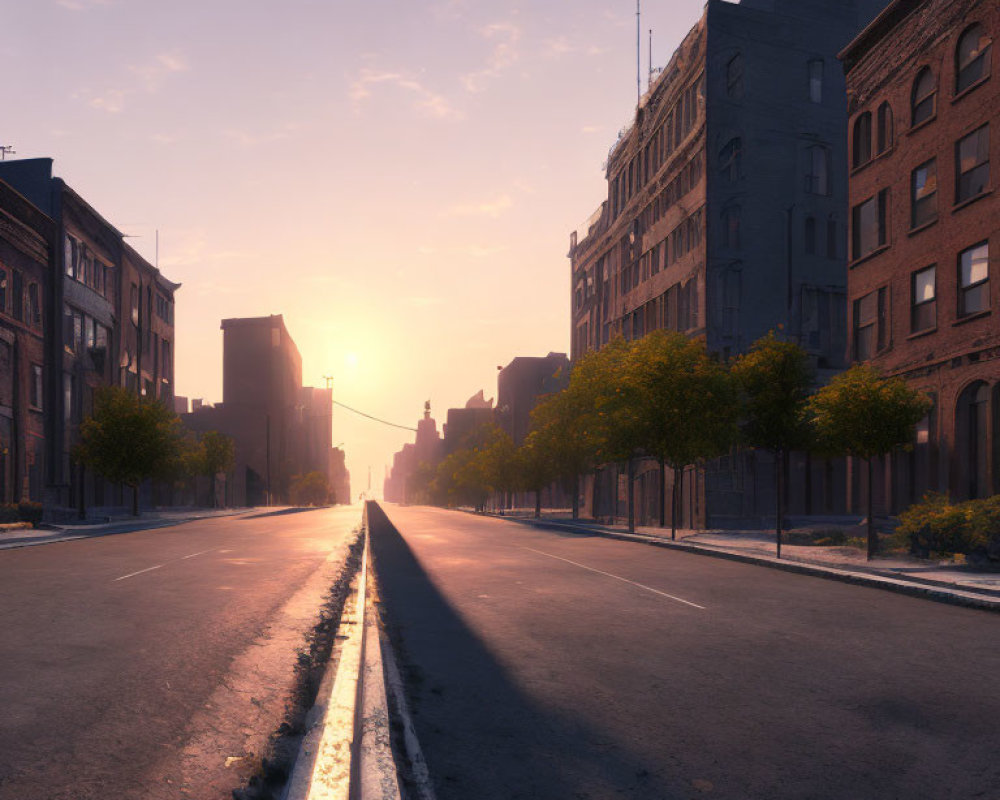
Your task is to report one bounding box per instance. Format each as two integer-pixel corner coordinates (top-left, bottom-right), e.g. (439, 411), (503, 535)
(479, 511), (1000, 613)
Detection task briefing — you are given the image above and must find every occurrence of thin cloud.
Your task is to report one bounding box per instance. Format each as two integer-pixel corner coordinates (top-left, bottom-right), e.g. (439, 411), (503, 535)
(222, 123), (301, 147)
(462, 22), (521, 93)
(56, 0), (112, 10)
(444, 194), (513, 219)
(82, 51), (189, 113)
(350, 69), (463, 120)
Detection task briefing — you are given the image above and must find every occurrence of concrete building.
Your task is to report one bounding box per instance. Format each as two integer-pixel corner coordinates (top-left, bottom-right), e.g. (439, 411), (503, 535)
(0, 158), (179, 516)
(496, 353), (570, 446)
(841, 0), (1000, 511)
(0, 180), (53, 504)
(383, 402), (442, 504)
(568, 0), (885, 528)
(442, 391), (495, 455)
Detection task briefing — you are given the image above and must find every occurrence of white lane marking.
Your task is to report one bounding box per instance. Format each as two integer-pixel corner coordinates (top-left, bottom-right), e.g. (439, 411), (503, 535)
(519, 546), (706, 610)
(181, 548), (217, 560)
(114, 564), (164, 582)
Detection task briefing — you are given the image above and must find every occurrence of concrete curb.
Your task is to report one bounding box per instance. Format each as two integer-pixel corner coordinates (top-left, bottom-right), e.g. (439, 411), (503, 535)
(493, 514), (1000, 614)
(284, 512), (403, 800)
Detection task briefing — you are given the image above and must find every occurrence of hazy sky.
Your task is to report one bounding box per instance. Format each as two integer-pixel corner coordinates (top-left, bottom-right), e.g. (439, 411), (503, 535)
(5, 0), (708, 491)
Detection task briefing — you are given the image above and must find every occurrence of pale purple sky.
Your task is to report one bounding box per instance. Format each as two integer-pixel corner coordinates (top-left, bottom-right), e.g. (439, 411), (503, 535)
(5, 0), (708, 491)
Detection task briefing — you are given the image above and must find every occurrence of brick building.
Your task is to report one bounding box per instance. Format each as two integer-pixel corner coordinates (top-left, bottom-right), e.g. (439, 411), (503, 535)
(841, 0), (1000, 510)
(568, 0), (885, 527)
(0, 159), (178, 516)
(0, 180), (53, 504)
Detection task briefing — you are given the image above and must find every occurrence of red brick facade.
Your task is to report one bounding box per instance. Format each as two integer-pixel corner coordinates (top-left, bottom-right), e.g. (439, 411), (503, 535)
(843, 0), (1000, 509)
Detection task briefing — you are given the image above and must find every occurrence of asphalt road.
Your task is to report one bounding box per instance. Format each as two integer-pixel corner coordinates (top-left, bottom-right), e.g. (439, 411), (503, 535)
(0, 505), (362, 800)
(369, 503), (1000, 800)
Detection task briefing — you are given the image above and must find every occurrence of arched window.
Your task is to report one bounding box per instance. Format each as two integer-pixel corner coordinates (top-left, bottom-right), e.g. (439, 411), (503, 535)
(720, 138), (742, 182)
(852, 112), (872, 168)
(876, 102), (893, 153)
(721, 205), (741, 249)
(806, 145), (830, 194)
(912, 68), (936, 126)
(804, 216), (817, 254)
(956, 24), (991, 93)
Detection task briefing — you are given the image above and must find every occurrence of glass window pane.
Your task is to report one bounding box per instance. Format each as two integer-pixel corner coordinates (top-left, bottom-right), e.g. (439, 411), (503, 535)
(914, 267), (935, 302)
(963, 283), (989, 314)
(961, 243), (989, 286)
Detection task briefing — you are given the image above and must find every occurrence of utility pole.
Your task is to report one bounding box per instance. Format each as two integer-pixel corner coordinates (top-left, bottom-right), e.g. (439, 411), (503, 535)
(265, 413), (271, 506)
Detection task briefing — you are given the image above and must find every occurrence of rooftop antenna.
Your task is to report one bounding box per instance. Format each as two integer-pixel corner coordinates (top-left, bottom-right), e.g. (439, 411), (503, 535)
(0, 145), (15, 161)
(636, 0), (641, 106)
(155, 229), (159, 270)
(649, 29), (653, 90)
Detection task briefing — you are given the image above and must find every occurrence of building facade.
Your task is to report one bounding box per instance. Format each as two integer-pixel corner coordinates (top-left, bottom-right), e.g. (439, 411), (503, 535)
(569, 0), (885, 527)
(496, 352), (570, 446)
(383, 402), (442, 504)
(841, 0), (1000, 511)
(0, 180), (52, 504)
(0, 158), (178, 516)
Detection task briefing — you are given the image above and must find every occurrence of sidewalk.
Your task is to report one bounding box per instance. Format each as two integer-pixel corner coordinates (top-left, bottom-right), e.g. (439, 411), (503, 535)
(485, 508), (1000, 611)
(0, 506), (266, 550)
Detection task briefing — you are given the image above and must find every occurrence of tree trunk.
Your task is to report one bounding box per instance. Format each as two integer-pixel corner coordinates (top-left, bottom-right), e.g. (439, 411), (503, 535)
(658, 457), (666, 528)
(132, 484), (139, 516)
(867, 457), (877, 560)
(534, 489), (541, 519)
(627, 458), (636, 533)
(671, 466), (682, 540)
(775, 450), (784, 559)
(77, 463), (86, 521)
(571, 474), (579, 520)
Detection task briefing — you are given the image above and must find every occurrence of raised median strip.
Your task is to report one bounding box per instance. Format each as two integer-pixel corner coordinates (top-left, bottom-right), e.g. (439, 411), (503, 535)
(493, 514), (1000, 613)
(284, 508), (406, 800)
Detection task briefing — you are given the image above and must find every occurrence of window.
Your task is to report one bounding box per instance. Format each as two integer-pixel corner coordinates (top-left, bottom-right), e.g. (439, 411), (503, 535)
(805, 216), (816, 255)
(956, 24), (991, 93)
(827, 218), (838, 259)
(722, 206), (740, 249)
(808, 59), (823, 103)
(911, 158), (938, 228)
(30, 364), (42, 410)
(851, 189), (888, 259)
(877, 102), (893, 154)
(0, 268), (6, 313)
(11, 271), (23, 322)
(854, 291), (879, 360)
(64, 235), (74, 278)
(130, 283), (139, 326)
(806, 145), (830, 194)
(956, 124), (989, 202)
(28, 283), (40, 325)
(73, 310), (83, 354)
(912, 68), (936, 126)
(911, 265), (936, 332)
(720, 138), (742, 182)
(959, 241), (989, 316)
(852, 112), (872, 168)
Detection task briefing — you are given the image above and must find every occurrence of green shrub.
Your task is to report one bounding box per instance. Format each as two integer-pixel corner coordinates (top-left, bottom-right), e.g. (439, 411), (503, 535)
(0, 502), (43, 527)
(896, 493), (998, 560)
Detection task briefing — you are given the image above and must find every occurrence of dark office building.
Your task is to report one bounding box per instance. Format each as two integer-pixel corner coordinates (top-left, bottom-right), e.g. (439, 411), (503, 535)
(568, 0), (886, 527)
(496, 352), (570, 446)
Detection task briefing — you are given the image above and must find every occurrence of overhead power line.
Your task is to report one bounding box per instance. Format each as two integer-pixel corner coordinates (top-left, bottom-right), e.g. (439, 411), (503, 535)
(333, 400), (417, 432)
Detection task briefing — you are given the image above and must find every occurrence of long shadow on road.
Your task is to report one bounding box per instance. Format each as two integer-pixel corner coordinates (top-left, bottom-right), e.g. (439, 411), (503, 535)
(366, 502), (684, 800)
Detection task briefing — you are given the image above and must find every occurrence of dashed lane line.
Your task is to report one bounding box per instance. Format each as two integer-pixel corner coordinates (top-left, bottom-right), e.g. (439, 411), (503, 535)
(113, 547), (219, 581)
(114, 564), (165, 582)
(519, 546), (706, 610)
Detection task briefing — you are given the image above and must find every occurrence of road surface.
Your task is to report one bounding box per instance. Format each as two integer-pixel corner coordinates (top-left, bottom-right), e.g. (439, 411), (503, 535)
(0, 505), (362, 800)
(369, 503), (1000, 800)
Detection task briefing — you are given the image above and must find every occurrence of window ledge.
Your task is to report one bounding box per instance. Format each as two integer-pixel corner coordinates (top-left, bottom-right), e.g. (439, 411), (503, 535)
(849, 244), (891, 268)
(850, 159), (874, 177)
(908, 113), (937, 135)
(953, 75), (990, 104)
(908, 218), (938, 236)
(907, 327), (937, 341)
(952, 189), (993, 213)
(28, 405), (43, 414)
(953, 309), (991, 327)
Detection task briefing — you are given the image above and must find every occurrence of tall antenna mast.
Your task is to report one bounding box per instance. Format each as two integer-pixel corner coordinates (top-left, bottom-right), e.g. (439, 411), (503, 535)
(649, 29), (653, 89)
(0, 145), (15, 161)
(636, 0), (641, 106)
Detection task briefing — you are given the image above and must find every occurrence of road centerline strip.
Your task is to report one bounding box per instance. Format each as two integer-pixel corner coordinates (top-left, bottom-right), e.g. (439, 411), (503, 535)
(114, 564), (164, 582)
(519, 546), (706, 610)
(181, 548), (217, 560)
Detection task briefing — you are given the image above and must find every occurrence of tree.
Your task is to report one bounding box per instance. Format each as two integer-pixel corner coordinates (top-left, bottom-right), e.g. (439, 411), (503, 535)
(75, 386), (185, 516)
(622, 331), (738, 539)
(289, 471), (329, 506)
(198, 431), (235, 507)
(731, 333), (814, 558)
(808, 364), (932, 559)
(517, 431), (557, 518)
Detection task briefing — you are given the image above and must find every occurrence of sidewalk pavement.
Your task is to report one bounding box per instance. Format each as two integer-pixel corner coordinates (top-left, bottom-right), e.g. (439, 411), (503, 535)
(483, 508), (1000, 611)
(0, 506), (267, 550)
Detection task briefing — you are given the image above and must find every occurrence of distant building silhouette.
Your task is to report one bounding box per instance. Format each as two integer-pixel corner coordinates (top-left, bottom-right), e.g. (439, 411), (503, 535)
(496, 353), (569, 446)
(442, 391), (495, 455)
(383, 401), (442, 503)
